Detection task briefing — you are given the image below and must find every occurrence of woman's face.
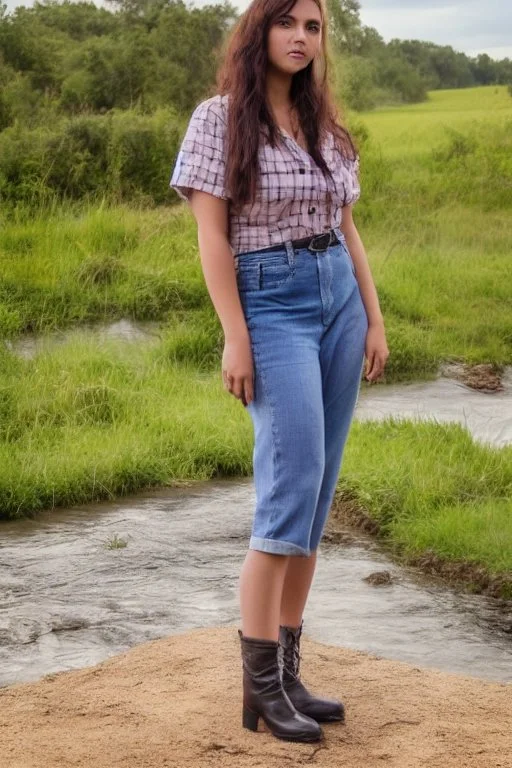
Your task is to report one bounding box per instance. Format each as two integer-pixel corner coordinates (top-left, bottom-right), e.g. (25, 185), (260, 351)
(267, 0), (323, 76)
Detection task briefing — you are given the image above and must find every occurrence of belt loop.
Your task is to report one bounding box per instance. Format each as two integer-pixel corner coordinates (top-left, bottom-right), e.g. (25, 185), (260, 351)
(333, 226), (344, 243)
(285, 239), (295, 268)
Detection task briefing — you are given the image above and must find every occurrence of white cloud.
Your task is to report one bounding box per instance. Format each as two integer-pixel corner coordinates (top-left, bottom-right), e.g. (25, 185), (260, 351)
(358, 0), (512, 58)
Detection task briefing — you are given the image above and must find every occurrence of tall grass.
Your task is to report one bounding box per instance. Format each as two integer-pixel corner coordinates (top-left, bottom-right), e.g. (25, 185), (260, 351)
(1, 87), (510, 376)
(0, 204), (207, 335)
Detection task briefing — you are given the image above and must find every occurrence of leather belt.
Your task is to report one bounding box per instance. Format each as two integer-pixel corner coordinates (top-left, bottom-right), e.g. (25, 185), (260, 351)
(253, 228), (339, 255)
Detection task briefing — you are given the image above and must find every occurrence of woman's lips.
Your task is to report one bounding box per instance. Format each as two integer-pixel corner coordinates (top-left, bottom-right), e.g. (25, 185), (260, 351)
(288, 52), (305, 59)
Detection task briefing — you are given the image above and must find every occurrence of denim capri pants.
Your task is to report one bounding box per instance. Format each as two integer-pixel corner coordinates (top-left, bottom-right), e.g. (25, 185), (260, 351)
(234, 227), (369, 557)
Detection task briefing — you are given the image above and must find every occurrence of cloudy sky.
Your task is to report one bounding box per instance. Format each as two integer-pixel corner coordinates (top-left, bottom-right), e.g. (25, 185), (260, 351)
(3, 0), (512, 60)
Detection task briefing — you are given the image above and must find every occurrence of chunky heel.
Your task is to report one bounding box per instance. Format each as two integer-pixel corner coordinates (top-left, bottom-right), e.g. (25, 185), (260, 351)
(242, 706), (259, 731)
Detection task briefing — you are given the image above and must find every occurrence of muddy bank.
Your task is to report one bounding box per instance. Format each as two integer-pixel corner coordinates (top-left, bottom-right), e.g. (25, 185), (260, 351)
(1, 626), (510, 768)
(328, 491), (512, 602)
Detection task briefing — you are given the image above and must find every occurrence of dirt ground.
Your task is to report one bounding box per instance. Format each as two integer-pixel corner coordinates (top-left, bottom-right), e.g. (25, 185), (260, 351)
(1, 626), (510, 768)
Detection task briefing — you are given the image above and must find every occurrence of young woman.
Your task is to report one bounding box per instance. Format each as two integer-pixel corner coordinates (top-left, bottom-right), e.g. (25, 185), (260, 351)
(170, 0), (389, 745)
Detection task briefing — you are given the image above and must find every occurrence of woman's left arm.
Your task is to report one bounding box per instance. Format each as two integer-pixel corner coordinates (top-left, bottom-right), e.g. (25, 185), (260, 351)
(340, 205), (389, 383)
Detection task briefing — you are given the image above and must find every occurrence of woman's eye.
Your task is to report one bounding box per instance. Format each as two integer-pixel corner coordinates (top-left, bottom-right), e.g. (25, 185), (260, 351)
(276, 18), (320, 31)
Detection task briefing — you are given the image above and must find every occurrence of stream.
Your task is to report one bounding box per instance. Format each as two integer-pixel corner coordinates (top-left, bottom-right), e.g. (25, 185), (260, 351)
(1, 479), (510, 689)
(1, 320), (511, 689)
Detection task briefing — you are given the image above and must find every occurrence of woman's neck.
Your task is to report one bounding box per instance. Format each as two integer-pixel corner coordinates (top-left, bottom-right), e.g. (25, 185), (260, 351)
(266, 67), (293, 112)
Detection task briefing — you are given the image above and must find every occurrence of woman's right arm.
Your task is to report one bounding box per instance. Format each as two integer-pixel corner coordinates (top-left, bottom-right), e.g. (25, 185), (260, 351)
(189, 190), (254, 407)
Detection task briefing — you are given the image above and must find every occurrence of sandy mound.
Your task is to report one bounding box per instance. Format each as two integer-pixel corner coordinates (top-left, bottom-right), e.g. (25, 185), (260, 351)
(1, 627), (510, 768)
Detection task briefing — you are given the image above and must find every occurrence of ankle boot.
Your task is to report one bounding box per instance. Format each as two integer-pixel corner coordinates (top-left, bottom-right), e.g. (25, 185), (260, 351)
(279, 622), (345, 723)
(238, 629), (323, 743)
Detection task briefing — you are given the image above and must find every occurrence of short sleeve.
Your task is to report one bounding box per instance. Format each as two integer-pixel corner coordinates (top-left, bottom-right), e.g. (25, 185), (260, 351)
(343, 154), (361, 207)
(169, 97), (229, 202)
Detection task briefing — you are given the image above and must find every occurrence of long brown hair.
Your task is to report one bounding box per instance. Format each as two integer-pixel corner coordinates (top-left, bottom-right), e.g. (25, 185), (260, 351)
(214, 0), (356, 211)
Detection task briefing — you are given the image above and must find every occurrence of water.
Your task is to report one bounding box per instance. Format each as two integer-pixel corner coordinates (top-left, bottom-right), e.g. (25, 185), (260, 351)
(1, 480), (510, 689)
(4, 318), (162, 360)
(1, 320), (511, 688)
(356, 365), (512, 448)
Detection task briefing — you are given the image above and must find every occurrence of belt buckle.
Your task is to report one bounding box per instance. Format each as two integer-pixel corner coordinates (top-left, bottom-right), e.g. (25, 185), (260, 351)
(308, 231), (332, 252)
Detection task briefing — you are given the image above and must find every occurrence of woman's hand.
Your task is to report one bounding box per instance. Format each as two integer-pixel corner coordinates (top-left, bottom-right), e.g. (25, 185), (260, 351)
(364, 322), (389, 383)
(222, 334), (254, 407)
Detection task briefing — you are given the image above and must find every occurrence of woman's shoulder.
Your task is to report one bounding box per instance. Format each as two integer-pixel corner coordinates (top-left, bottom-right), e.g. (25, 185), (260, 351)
(326, 129), (358, 161)
(190, 94), (229, 131)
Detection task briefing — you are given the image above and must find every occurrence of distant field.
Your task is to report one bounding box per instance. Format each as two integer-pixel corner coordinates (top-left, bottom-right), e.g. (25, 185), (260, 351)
(359, 85), (512, 157)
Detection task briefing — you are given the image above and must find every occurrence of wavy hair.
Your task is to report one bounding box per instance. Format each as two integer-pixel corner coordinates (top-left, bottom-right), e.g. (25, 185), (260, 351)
(214, 0), (356, 211)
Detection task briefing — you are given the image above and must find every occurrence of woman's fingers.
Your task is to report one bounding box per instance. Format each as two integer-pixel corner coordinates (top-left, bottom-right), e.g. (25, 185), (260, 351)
(365, 351), (376, 379)
(222, 371), (233, 392)
(366, 352), (386, 381)
(231, 375), (244, 401)
(222, 371), (254, 406)
(243, 376), (254, 407)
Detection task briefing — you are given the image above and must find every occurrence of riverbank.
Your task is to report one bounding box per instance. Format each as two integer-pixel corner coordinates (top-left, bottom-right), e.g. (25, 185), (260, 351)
(328, 490), (512, 602)
(330, 419), (512, 600)
(1, 332), (511, 596)
(1, 626), (510, 768)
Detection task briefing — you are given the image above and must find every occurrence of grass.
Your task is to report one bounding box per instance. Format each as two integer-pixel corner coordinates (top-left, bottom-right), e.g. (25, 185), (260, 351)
(332, 418), (512, 596)
(359, 85), (512, 158)
(1, 89), (510, 378)
(0, 85), (511, 592)
(0, 339), (253, 520)
(0, 203), (205, 335)
(0, 200), (510, 380)
(105, 534), (129, 550)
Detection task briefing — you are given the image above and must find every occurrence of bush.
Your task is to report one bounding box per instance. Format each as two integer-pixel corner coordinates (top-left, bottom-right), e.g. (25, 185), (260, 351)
(0, 107), (184, 208)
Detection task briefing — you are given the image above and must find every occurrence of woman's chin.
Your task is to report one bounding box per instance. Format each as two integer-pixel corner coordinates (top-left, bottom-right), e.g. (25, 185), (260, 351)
(270, 58), (309, 76)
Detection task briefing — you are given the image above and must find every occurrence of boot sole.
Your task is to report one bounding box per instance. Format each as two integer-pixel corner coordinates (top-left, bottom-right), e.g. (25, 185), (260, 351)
(313, 714), (345, 723)
(243, 707), (323, 742)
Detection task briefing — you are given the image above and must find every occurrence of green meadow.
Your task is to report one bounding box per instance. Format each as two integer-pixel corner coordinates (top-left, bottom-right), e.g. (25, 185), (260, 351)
(1, 86), (511, 595)
(360, 85), (512, 156)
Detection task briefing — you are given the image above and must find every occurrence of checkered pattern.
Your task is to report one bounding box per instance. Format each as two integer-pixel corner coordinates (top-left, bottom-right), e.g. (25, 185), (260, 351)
(169, 94), (360, 256)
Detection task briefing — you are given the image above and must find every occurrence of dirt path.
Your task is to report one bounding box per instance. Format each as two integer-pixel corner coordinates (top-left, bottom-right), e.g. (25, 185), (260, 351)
(1, 627), (510, 768)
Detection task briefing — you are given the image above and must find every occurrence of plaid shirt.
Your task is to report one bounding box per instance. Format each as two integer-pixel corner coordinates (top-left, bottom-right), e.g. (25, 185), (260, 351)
(170, 94), (360, 256)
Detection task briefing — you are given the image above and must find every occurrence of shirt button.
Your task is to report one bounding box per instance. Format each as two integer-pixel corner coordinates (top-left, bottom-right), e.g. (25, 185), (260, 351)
(308, 206), (316, 214)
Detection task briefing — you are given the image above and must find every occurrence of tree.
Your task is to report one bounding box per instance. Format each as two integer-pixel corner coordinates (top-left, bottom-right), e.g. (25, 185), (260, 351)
(326, 0), (363, 54)
(471, 53), (497, 85)
(0, 52), (14, 129)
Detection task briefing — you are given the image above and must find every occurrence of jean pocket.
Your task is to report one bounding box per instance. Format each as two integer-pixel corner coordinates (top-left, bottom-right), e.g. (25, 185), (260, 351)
(236, 254), (293, 293)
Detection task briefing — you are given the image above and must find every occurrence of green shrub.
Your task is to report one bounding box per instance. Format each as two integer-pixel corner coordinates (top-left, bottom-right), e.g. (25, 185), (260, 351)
(0, 107), (184, 207)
